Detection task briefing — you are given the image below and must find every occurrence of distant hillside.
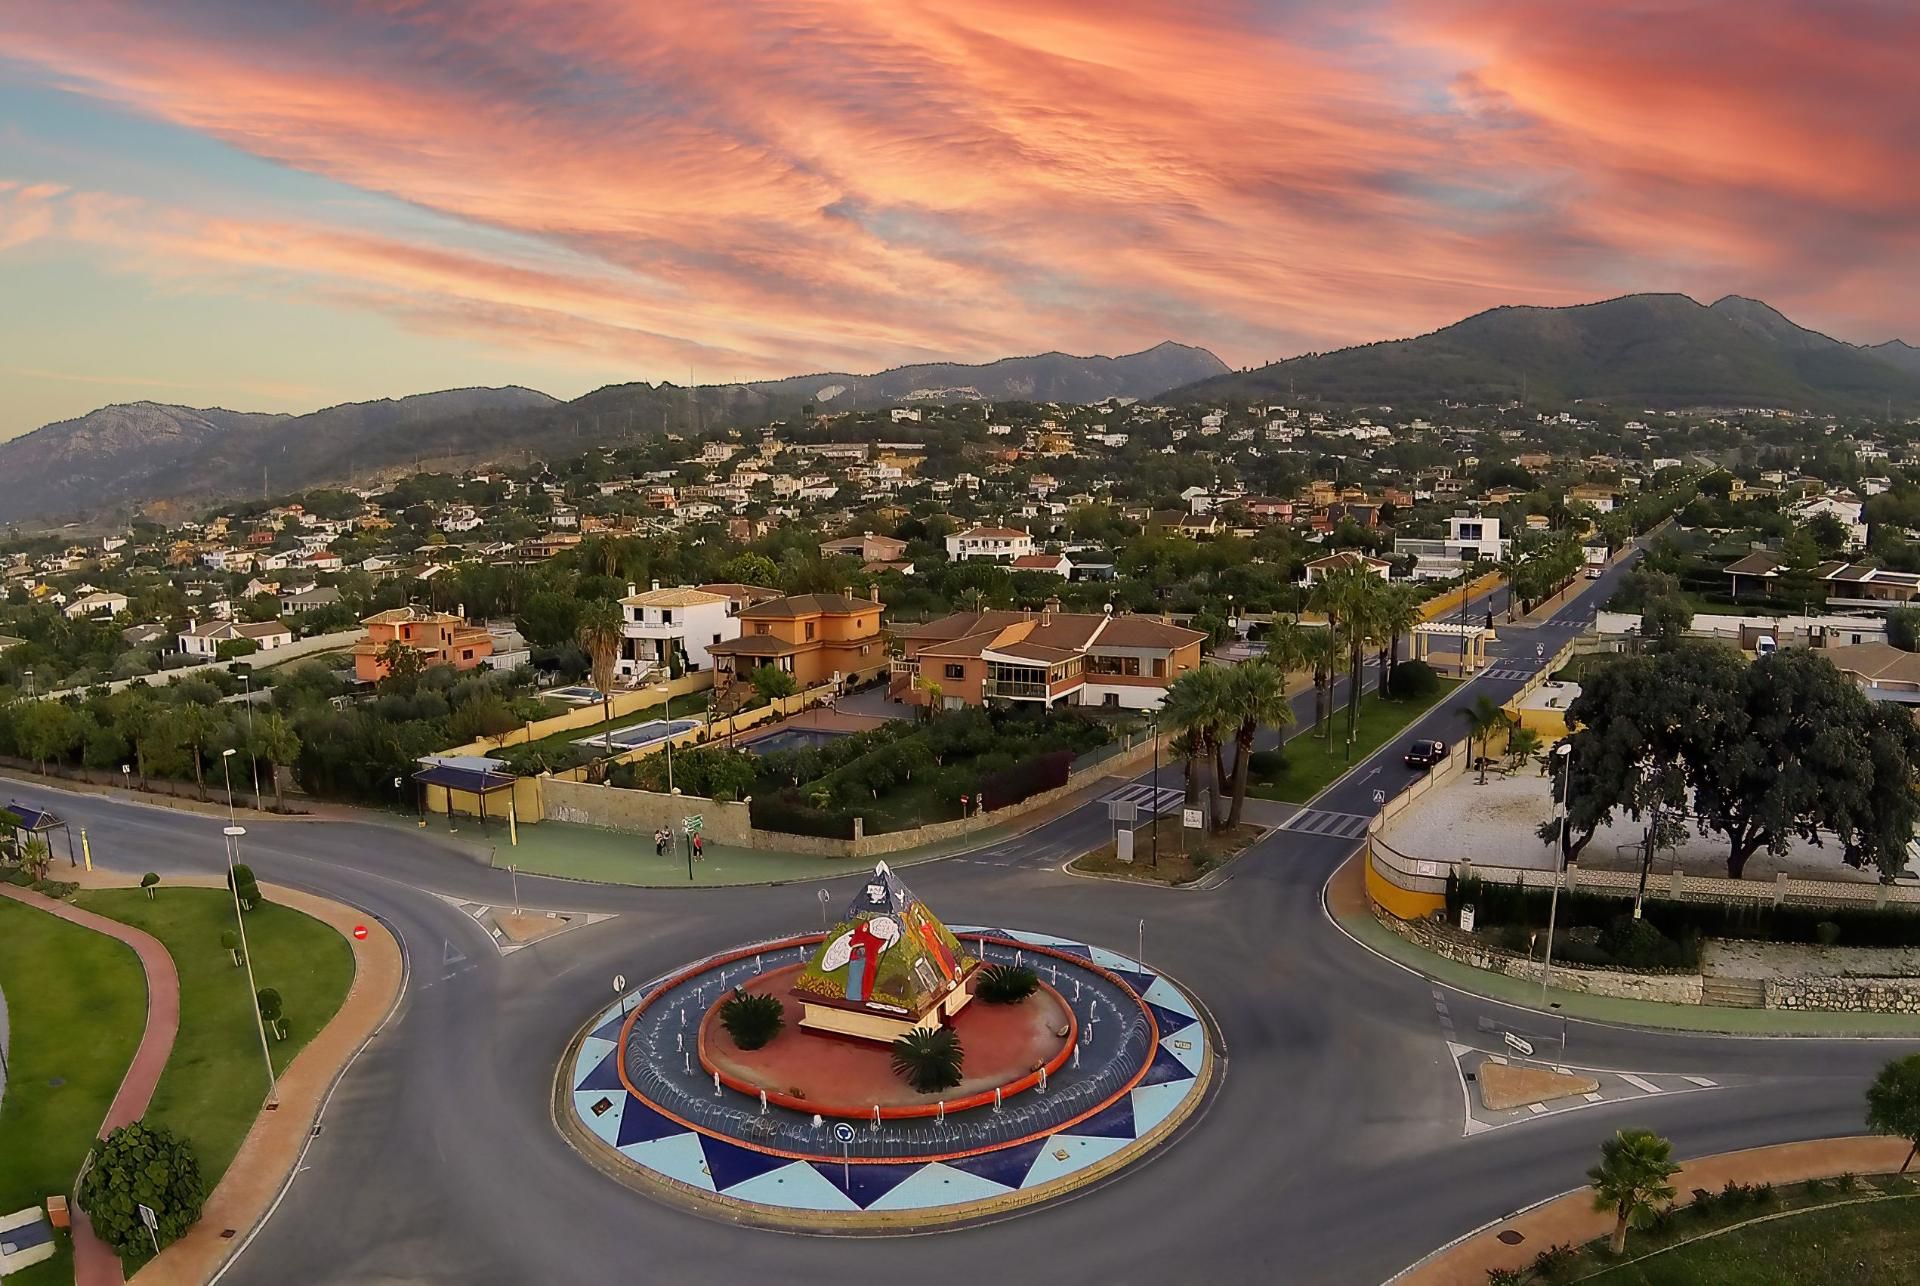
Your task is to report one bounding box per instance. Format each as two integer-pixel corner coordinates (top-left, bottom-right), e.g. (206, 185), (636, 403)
(1871, 339), (1920, 377)
(0, 342), (1223, 523)
(1170, 294), (1920, 413)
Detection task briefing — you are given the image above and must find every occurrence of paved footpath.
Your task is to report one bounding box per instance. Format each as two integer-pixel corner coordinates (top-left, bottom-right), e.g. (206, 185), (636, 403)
(1401, 1135), (1914, 1284)
(0, 883), (180, 1286)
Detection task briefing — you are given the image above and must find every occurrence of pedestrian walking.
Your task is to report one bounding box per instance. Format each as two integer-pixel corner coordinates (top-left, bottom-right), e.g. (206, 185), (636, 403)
(654, 828), (667, 856)
(692, 832), (704, 860)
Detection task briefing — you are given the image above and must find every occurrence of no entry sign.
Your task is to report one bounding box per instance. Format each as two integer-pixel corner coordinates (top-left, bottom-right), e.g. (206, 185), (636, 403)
(352, 924), (369, 941)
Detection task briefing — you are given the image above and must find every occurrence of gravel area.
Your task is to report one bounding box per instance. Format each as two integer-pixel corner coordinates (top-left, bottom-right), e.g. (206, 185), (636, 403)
(1700, 940), (1920, 981)
(1378, 769), (1880, 884)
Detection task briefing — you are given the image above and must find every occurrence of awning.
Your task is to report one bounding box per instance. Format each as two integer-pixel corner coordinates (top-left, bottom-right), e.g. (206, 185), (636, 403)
(412, 764), (518, 794)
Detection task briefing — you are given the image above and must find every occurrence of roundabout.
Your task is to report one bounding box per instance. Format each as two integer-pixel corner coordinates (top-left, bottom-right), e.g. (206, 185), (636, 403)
(560, 865), (1214, 1228)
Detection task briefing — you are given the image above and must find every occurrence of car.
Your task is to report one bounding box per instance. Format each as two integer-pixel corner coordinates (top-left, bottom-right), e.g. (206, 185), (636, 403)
(1404, 739), (1448, 769)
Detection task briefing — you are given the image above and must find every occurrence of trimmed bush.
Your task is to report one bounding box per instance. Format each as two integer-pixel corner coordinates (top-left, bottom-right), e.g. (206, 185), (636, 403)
(256, 987), (286, 1040)
(1248, 748), (1286, 781)
(891, 1026), (964, 1093)
(748, 790), (857, 840)
(1815, 920), (1842, 946)
(225, 862), (261, 911)
(975, 964), (1039, 1005)
(140, 871), (159, 898)
(78, 1121), (204, 1258)
(720, 992), (785, 1050)
(980, 749), (1074, 812)
(1388, 658), (1441, 700)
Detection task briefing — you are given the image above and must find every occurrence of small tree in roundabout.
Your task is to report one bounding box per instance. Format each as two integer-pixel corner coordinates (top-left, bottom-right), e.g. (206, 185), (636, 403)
(257, 987), (287, 1040)
(1866, 1053), (1920, 1173)
(720, 992), (785, 1050)
(891, 1026), (965, 1093)
(78, 1120), (205, 1258)
(1588, 1127), (1681, 1255)
(975, 963), (1039, 1004)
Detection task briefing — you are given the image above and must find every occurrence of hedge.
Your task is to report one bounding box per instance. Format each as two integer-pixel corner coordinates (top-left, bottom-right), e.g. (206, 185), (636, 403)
(748, 790), (858, 839)
(980, 749), (1073, 812)
(1448, 873), (1920, 948)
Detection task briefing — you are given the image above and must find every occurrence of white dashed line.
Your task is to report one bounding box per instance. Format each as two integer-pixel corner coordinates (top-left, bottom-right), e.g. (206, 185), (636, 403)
(1619, 1073), (1663, 1094)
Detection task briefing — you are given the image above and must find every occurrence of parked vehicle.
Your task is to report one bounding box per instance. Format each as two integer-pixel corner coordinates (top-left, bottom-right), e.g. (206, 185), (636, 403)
(1403, 739), (1449, 769)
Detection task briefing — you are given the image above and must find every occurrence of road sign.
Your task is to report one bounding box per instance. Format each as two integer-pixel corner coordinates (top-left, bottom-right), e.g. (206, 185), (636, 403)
(1107, 799), (1139, 824)
(1371, 788), (1386, 805)
(612, 974), (627, 993)
(138, 1204), (157, 1231)
(1536, 643), (1545, 659)
(352, 924), (368, 941)
(682, 814), (704, 835)
(833, 1121), (856, 1144)
(1181, 807), (1204, 830)
(1503, 1031), (1535, 1056)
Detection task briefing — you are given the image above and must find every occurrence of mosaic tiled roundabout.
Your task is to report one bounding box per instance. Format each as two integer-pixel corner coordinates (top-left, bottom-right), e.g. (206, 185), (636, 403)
(560, 922), (1214, 1229)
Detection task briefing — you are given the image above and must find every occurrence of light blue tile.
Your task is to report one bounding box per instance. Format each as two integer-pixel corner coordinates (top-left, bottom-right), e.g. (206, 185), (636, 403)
(575, 1034), (615, 1077)
(1001, 928), (1082, 948)
(1142, 976), (1197, 1019)
(1160, 1022), (1205, 1074)
(1129, 1080), (1194, 1135)
(722, 1161), (861, 1212)
(573, 1089), (626, 1144)
(1020, 1133), (1131, 1188)
(1087, 945), (1140, 971)
(620, 1131), (716, 1191)
(865, 1162), (1015, 1210)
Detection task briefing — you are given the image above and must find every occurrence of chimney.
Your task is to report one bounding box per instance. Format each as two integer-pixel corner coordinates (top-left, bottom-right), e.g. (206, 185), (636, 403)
(457, 603), (466, 620)
(651, 579), (661, 592)
(626, 582), (636, 598)
(1044, 596), (1062, 618)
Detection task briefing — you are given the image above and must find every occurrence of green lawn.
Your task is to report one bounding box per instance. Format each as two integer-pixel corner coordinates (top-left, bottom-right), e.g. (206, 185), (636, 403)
(0, 899), (147, 1286)
(1585, 1191), (1920, 1285)
(1252, 680), (1459, 804)
(74, 888), (354, 1194)
(519, 692), (711, 759)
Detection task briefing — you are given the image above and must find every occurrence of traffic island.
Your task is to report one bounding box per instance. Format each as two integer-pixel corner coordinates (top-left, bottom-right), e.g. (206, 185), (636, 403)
(557, 863), (1215, 1230)
(1068, 821), (1265, 887)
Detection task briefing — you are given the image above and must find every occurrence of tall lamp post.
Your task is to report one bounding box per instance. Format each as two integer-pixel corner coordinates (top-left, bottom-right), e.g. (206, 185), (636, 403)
(221, 749), (279, 1106)
(654, 683), (688, 879)
(241, 672), (262, 805)
(1149, 713), (1161, 869)
(1540, 741), (1573, 1004)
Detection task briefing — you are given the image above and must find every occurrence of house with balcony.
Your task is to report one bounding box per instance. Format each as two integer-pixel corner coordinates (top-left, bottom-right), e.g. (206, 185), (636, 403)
(706, 592), (886, 692)
(179, 617), (292, 658)
(1393, 513), (1511, 580)
(945, 525), (1034, 562)
(1302, 551), (1393, 585)
(616, 583), (738, 679)
(350, 606), (494, 682)
(892, 603), (1204, 711)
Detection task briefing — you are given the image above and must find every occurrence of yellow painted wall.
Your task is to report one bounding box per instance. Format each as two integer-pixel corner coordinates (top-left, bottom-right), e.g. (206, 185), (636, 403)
(1366, 849), (1447, 920)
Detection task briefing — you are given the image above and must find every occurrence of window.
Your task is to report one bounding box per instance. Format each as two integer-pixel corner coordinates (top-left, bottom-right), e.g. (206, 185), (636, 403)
(944, 664), (965, 680)
(1152, 658), (1166, 678)
(805, 621), (816, 641)
(711, 633), (722, 645)
(662, 609), (674, 624)
(756, 623), (771, 636)
(1103, 692), (1120, 707)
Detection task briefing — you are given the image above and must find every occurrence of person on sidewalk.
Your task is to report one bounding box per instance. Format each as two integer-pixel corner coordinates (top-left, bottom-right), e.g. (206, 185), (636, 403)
(692, 833), (704, 860)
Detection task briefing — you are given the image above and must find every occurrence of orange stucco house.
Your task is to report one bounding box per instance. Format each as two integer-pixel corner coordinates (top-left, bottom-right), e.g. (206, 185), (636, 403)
(351, 606), (494, 682)
(706, 592), (886, 692)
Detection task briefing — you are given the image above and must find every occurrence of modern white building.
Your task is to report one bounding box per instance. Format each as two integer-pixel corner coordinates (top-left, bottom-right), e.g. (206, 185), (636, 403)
(616, 584), (738, 678)
(1393, 514), (1511, 580)
(946, 526), (1034, 562)
(178, 618), (292, 658)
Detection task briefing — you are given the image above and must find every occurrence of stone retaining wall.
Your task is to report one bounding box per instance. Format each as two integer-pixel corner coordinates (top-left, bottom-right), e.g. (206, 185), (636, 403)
(1767, 976), (1920, 1013)
(1376, 907), (1704, 1004)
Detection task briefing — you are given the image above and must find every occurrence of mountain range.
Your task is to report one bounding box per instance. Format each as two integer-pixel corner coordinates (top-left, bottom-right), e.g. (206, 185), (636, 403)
(1170, 294), (1920, 413)
(0, 344), (1225, 525)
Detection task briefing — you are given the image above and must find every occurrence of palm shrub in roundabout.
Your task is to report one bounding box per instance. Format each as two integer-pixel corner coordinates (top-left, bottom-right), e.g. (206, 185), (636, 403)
(974, 963), (1039, 1005)
(720, 992), (785, 1050)
(891, 1026), (965, 1093)
(78, 1120), (205, 1257)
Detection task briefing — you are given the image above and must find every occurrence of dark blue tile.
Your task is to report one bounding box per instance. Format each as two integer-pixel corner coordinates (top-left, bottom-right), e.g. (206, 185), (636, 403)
(616, 1099), (688, 1147)
(1146, 1001), (1195, 1036)
(814, 1160), (921, 1209)
(701, 1135), (794, 1190)
(576, 1049), (624, 1092)
(1067, 1096), (1137, 1140)
(942, 1136), (1050, 1188)
(589, 1009), (630, 1043)
(1136, 1042), (1197, 1088)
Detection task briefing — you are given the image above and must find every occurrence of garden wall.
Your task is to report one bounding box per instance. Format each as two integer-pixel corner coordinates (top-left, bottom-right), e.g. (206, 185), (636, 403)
(1767, 977), (1920, 1014)
(1375, 907), (1704, 1003)
(540, 777), (755, 847)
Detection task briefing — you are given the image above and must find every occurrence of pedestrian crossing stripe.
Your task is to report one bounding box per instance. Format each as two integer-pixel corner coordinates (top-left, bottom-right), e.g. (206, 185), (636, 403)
(1280, 809), (1372, 839)
(1483, 667), (1534, 680)
(1099, 783), (1184, 815)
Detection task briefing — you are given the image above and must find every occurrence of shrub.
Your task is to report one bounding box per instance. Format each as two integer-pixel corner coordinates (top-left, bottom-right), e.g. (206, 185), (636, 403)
(78, 1120), (204, 1258)
(1837, 1171), (1859, 1192)
(975, 964), (1039, 1005)
(1389, 658), (1441, 700)
(1530, 1243), (1579, 1281)
(979, 748), (1074, 812)
(1815, 920), (1842, 946)
(226, 862), (260, 911)
(891, 1026), (964, 1093)
(140, 871), (159, 898)
(1485, 1270), (1524, 1286)
(749, 790), (857, 840)
(720, 992), (784, 1050)
(1248, 748), (1286, 781)
(219, 929), (242, 967)
(256, 987), (286, 1040)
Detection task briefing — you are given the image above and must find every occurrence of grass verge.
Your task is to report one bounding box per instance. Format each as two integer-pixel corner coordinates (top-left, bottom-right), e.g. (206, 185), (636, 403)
(0, 897), (146, 1286)
(1254, 680), (1459, 804)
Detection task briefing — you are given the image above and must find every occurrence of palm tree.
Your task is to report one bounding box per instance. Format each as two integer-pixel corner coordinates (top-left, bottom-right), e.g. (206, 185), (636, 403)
(891, 1027), (965, 1093)
(248, 710), (301, 812)
(1160, 664), (1234, 831)
(1588, 1128), (1681, 1255)
(1460, 693), (1510, 785)
(1376, 582), (1422, 692)
(1316, 562), (1387, 740)
(177, 704), (226, 802)
(1223, 659), (1292, 828)
(575, 599), (625, 741)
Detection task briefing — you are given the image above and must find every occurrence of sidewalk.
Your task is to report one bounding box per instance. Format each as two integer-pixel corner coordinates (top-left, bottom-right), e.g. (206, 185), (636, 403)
(117, 875), (403, 1286)
(1400, 1135), (1913, 1285)
(0, 883), (180, 1286)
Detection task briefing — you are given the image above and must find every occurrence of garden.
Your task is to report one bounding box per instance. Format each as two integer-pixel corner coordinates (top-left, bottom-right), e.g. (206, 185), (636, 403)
(611, 704), (1126, 836)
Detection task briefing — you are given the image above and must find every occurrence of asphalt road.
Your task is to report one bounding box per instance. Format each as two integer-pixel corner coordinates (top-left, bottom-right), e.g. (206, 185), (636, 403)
(26, 554), (1916, 1286)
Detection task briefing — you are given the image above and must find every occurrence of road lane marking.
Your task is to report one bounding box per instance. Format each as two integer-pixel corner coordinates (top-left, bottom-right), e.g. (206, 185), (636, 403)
(1619, 1073), (1662, 1094)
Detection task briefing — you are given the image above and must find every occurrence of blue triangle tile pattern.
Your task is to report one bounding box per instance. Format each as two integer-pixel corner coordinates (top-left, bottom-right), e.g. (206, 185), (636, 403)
(576, 1049), (625, 1092)
(1066, 1095), (1137, 1140)
(589, 1008), (630, 1043)
(1136, 1041), (1198, 1088)
(940, 1136), (1054, 1188)
(1145, 1000), (1195, 1036)
(701, 1134), (795, 1190)
(616, 1098), (688, 1148)
(814, 1160), (923, 1209)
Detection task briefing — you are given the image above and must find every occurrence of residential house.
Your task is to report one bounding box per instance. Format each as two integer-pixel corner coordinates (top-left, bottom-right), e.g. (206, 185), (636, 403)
(1569, 484), (1619, 513)
(1302, 552), (1392, 586)
(350, 607), (494, 682)
(63, 590), (128, 620)
(946, 526), (1034, 562)
(279, 585), (343, 615)
(1010, 552), (1073, 577)
(706, 592), (885, 691)
(617, 584), (738, 678)
(819, 533), (909, 563)
(1823, 643), (1920, 704)
(893, 603), (1204, 711)
(179, 617), (293, 658)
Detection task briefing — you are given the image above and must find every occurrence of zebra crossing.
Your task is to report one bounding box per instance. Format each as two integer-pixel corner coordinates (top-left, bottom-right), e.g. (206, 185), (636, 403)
(1481, 667), (1536, 681)
(1279, 807), (1373, 840)
(1098, 782), (1185, 816)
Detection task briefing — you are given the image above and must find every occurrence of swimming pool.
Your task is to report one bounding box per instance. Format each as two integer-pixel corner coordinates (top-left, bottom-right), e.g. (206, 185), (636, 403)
(744, 726), (849, 755)
(545, 685), (606, 704)
(572, 718), (700, 750)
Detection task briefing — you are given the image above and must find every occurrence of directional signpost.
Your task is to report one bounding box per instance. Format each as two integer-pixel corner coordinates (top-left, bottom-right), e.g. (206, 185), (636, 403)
(137, 1203), (160, 1256)
(681, 815), (703, 882)
(1503, 1031), (1535, 1057)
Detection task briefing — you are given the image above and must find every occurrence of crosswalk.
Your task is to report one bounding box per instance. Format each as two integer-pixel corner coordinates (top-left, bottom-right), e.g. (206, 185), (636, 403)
(1279, 807), (1373, 840)
(1481, 667), (1536, 681)
(1098, 782), (1185, 816)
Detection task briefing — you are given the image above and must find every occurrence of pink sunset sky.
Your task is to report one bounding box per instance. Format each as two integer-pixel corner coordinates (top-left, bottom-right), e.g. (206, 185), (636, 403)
(0, 0), (1913, 433)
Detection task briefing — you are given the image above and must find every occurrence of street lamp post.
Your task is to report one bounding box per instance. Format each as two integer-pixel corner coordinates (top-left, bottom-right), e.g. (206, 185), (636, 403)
(654, 683), (686, 878)
(1540, 742), (1573, 1004)
(242, 673), (262, 806)
(221, 750), (279, 1106)
(1149, 714), (1161, 869)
